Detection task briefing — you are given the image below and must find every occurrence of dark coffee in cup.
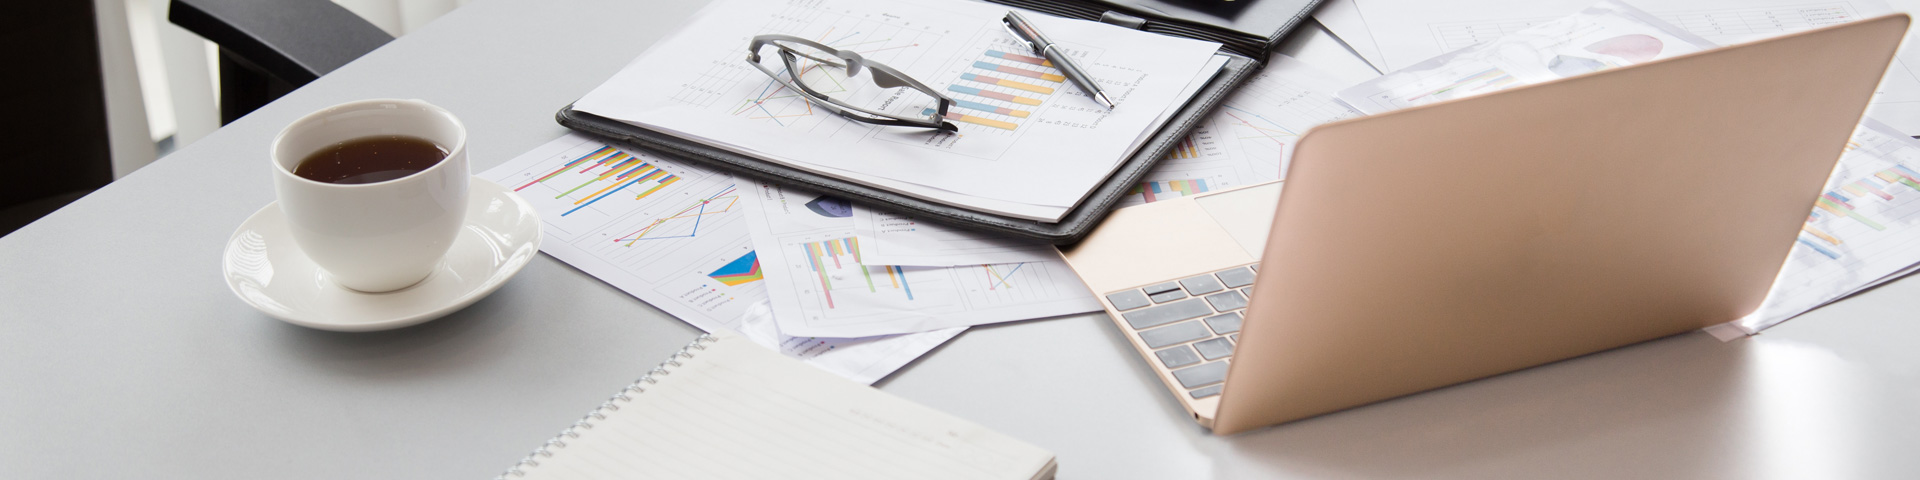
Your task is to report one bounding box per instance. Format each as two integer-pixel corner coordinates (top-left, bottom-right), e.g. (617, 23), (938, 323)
(293, 135), (449, 185)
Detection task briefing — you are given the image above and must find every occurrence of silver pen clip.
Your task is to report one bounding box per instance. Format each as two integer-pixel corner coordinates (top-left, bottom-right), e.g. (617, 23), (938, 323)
(1000, 17), (1037, 53)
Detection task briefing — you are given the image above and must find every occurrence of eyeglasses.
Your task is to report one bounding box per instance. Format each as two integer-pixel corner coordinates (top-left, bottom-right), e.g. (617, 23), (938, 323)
(745, 34), (958, 132)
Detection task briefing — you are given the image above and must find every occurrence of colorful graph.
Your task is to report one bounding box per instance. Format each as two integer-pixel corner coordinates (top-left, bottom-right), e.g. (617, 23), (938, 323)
(1797, 164), (1920, 259)
(614, 184), (739, 245)
(708, 251), (765, 286)
(985, 49), (1051, 67)
(980, 263), (1025, 290)
(1128, 178), (1212, 203)
(802, 237), (914, 309)
(960, 72), (1054, 94)
(514, 145), (682, 217)
(924, 109), (1019, 130)
(947, 85), (1041, 105)
(971, 61), (1065, 82)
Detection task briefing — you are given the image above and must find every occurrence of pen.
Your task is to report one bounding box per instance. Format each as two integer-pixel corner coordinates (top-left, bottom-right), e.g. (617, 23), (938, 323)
(1001, 11), (1117, 109)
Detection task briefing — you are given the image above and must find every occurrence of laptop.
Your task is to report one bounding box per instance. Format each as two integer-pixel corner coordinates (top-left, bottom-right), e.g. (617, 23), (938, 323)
(1057, 15), (1909, 435)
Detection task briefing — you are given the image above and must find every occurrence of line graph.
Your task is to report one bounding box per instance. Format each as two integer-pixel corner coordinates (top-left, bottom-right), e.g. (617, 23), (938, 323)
(614, 184), (739, 245)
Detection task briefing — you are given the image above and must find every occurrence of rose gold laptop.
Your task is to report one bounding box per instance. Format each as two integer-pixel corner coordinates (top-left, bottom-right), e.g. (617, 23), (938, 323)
(1058, 15), (1909, 435)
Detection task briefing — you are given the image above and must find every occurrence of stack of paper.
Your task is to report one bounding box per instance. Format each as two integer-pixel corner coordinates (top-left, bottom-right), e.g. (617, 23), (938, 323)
(569, 0), (1227, 221)
(1328, 0), (1920, 335)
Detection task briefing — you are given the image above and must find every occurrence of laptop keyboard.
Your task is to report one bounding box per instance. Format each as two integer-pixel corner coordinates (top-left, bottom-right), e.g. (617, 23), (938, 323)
(1104, 263), (1257, 399)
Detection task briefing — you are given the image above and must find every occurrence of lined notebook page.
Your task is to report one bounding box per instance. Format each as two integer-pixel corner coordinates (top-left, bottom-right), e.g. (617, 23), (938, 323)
(518, 332), (1055, 480)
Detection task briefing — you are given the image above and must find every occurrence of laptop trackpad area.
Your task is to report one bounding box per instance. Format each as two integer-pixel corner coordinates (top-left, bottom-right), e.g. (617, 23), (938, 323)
(1194, 182), (1283, 259)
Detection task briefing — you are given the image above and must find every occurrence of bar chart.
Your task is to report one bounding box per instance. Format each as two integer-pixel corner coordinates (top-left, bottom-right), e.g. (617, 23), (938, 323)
(924, 46), (1068, 132)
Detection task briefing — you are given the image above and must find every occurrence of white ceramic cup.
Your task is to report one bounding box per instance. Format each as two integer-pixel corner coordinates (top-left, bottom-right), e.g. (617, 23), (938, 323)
(271, 99), (469, 293)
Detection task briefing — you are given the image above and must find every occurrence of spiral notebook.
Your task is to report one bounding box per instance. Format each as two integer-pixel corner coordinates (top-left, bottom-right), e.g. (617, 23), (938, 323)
(498, 331), (1057, 480)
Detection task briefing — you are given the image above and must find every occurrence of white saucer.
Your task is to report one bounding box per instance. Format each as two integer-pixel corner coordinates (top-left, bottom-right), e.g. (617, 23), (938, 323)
(223, 177), (542, 332)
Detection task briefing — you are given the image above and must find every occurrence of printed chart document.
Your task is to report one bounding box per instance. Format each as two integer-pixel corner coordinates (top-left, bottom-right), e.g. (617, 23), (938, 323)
(1743, 119), (1920, 332)
(1336, 1), (1920, 334)
(571, 0), (1224, 218)
(1337, 0), (1920, 134)
(479, 133), (958, 384)
(742, 182), (1101, 337)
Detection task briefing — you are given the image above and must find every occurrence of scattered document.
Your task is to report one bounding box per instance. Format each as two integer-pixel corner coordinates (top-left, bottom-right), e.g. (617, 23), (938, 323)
(741, 182), (1101, 338)
(850, 205), (1059, 266)
(571, 0), (1225, 218)
(1337, 0), (1920, 134)
(478, 133), (959, 383)
(1740, 119), (1920, 333)
(1337, 1), (1715, 113)
(1335, 0), (1920, 334)
(1119, 55), (1364, 207)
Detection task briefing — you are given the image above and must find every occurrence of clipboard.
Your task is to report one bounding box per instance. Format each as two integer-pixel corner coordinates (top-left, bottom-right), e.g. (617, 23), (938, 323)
(558, 0), (1324, 244)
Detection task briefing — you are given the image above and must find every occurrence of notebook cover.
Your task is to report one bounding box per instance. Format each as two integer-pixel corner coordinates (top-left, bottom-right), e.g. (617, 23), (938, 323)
(557, 53), (1257, 244)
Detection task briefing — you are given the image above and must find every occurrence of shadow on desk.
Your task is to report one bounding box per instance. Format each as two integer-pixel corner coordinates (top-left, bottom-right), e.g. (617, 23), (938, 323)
(1214, 331), (1916, 478)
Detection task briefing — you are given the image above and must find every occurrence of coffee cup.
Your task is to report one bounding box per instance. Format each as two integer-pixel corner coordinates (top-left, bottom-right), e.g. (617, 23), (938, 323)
(270, 99), (469, 293)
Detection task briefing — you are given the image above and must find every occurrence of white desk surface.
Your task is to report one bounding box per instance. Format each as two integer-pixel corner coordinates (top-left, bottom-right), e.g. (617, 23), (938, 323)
(4, 1), (1918, 478)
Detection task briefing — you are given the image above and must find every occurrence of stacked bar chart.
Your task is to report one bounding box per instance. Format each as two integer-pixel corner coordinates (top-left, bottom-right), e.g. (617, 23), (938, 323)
(1798, 163), (1920, 259)
(801, 237), (915, 309)
(925, 48), (1068, 132)
(1128, 178), (1214, 203)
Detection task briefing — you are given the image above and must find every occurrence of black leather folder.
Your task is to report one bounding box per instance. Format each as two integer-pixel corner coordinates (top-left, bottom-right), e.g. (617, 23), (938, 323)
(559, 0), (1323, 244)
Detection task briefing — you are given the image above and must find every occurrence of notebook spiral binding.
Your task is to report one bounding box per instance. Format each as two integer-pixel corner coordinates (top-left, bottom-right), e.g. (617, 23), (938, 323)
(495, 334), (720, 479)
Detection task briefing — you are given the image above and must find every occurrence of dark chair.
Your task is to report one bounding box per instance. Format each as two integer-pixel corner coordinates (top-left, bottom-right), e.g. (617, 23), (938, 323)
(0, 1), (117, 236)
(169, 0), (394, 124)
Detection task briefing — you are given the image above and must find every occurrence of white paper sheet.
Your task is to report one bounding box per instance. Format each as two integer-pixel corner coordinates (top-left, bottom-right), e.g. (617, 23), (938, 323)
(1118, 55), (1364, 207)
(740, 182), (1101, 337)
(478, 133), (958, 383)
(850, 205), (1059, 266)
(1344, 0), (1920, 134)
(572, 0), (1224, 213)
(1312, 0), (1389, 71)
(1333, 1), (1920, 334)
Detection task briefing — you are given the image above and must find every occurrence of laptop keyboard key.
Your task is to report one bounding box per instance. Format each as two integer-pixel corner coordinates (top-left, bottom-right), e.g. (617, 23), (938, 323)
(1205, 291), (1248, 311)
(1154, 345), (1201, 369)
(1204, 312), (1242, 334)
(1179, 275), (1226, 295)
(1215, 267), (1255, 288)
(1193, 337), (1234, 360)
(1138, 320), (1210, 349)
(1231, 334), (1239, 343)
(1142, 281), (1182, 295)
(1172, 361), (1229, 388)
(1105, 290), (1151, 311)
(1121, 299), (1213, 329)
(1189, 384), (1223, 399)
(1149, 289), (1188, 303)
